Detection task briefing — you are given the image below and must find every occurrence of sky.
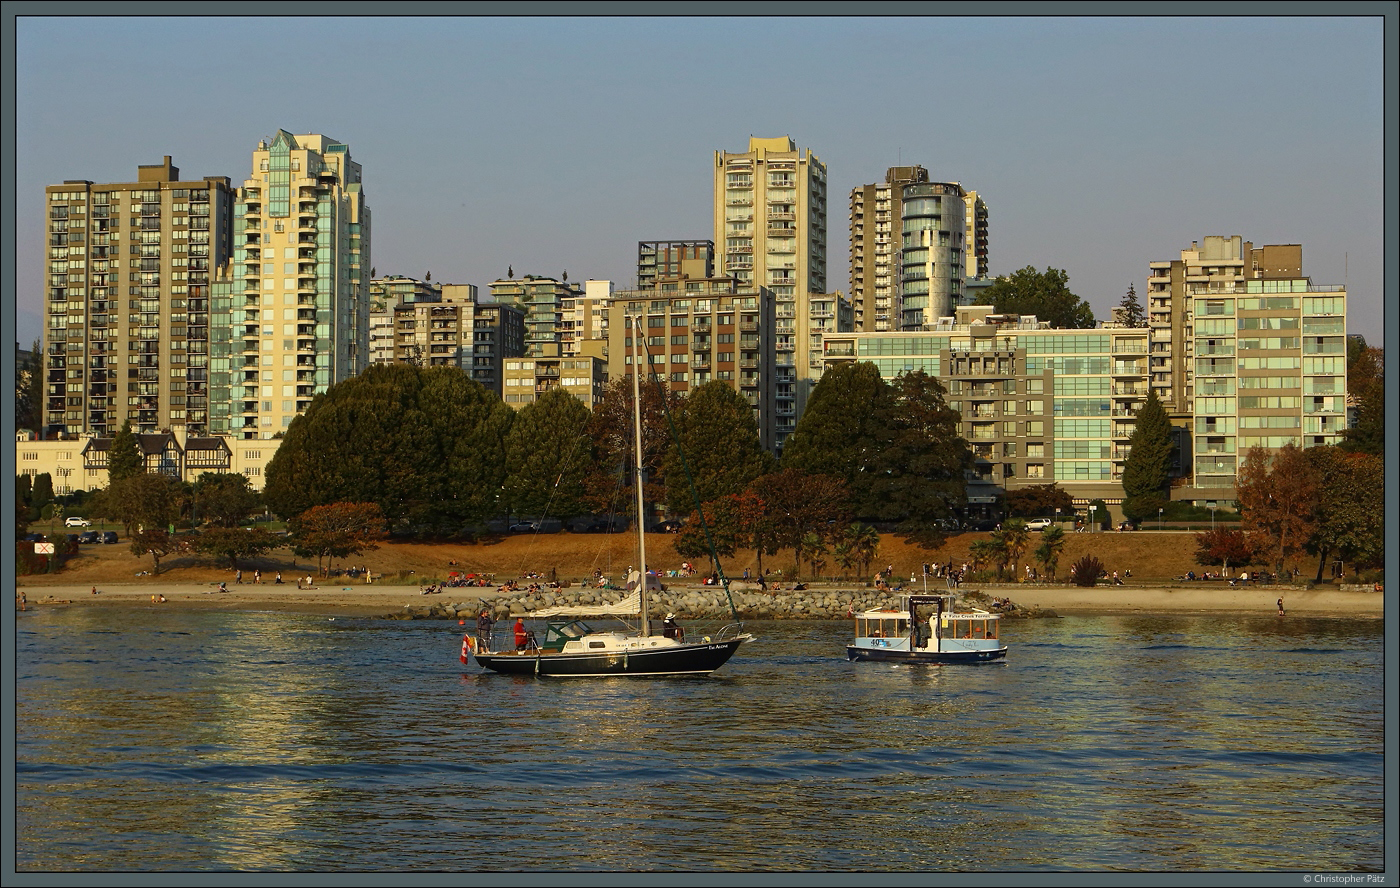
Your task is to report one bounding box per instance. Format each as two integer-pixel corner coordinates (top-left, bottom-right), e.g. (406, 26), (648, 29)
(9, 13), (1387, 347)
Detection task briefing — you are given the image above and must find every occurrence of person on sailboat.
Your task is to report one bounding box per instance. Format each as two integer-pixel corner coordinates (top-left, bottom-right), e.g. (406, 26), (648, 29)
(662, 613), (685, 642)
(514, 617), (529, 651)
(477, 609), (496, 650)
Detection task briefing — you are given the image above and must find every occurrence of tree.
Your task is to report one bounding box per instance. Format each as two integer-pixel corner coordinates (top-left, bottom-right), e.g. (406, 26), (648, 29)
(869, 370), (971, 541)
(1069, 554), (1105, 587)
(15, 340), (41, 433)
(1033, 526), (1066, 580)
(1235, 443), (1318, 577)
(501, 388), (593, 521)
(975, 266), (1096, 329)
(1118, 282), (1145, 327)
(1120, 391), (1173, 522)
(191, 527), (279, 571)
(94, 472), (188, 537)
(193, 473), (260, 528)
(582, 375), (678, 520)
(781, 362), (887, 484)
(263, 364), (515, 529)
(664, 381), (773, 517)
(288, 502), (388, 576)
(30, 473), (54, 515)
(129, 528), (188, 576)
(993, 519), (1031, 581)
(801, 532), (829, 579)
(1194, 528), (1260, 574)
(783, 364), (969, 531)
(1003, 483), (1073, 519)
(1303, 447), (1384, 580)
(1340, 344), (1383, 457)
(107, 420), (144, 483)
(844, 522), (880, 581)
(1086, 498), (1111, 530)
(749, 470), (850, 575)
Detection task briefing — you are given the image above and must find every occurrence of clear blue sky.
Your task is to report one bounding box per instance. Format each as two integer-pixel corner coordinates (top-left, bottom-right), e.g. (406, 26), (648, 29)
(11, 14), (1386, 345)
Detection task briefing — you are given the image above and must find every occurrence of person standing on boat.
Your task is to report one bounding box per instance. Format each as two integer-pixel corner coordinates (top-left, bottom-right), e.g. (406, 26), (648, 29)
(514, 617), (529, 651)
(477, 608), (496, 650)
(662, 613), (685, 642)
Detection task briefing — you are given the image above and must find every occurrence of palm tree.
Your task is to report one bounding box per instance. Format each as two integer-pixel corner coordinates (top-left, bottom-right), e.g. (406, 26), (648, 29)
(1035, 526), (1066, 581)
(996, 518), (1031, 581)
(800, 531), (828, 580)
(845, 522), (880, 580)
(833, 540), (858, 580)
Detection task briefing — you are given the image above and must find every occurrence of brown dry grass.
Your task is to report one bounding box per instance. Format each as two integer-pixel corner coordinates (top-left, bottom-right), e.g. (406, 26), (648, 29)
(19, 527), (1212, 588)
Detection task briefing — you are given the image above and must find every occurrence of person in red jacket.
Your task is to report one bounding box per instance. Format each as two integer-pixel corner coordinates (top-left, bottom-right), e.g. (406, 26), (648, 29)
(514, 617), (529, 651)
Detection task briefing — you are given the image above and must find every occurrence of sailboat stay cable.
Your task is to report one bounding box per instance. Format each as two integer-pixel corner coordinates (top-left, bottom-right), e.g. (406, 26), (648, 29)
(635, 320), (743, 625)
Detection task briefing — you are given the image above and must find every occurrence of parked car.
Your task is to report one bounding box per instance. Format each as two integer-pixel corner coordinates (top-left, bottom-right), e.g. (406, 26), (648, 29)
(78, 530), (100, 544)
(508, 521), (540, 534)
(64, 517), (91, 528)
(1026, 518), (1053, 531)
(23, 533), (45, 543)
(101, 531), (119, 544)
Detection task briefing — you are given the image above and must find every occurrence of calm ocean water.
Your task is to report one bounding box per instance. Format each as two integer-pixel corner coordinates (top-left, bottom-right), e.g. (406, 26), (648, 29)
(15, 606), (1384, 872)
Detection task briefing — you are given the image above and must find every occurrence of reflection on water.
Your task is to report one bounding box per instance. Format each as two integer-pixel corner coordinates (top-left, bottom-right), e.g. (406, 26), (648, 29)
(16, 609), (1383, 871)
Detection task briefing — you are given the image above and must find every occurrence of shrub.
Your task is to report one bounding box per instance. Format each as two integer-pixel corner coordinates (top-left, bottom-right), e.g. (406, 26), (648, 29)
(1069, 554), (1105, 587)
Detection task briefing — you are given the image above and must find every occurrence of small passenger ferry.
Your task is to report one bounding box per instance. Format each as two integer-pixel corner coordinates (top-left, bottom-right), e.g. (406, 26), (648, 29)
(847, 593), (1007, 664)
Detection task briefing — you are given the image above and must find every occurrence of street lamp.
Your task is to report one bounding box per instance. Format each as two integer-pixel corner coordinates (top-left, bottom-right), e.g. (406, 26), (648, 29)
(1158, 507), (1163, 532)
(1089, 504), (1097, 533)
(1054, 507), (1060, 529)
(1208, 503), (1217, 532)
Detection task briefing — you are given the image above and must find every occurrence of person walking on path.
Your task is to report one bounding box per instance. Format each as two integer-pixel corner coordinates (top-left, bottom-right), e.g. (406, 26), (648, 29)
(254, 570), (261, 584)
(235, 570), (242, 584)
(1277, 597), (1285, 617)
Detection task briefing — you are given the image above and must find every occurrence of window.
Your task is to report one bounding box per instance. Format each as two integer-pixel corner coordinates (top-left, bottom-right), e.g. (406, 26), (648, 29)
(1026, 421), (1044, 437)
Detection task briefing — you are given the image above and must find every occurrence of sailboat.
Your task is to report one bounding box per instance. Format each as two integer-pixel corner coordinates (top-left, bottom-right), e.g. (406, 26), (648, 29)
(466, 316), (753, 677)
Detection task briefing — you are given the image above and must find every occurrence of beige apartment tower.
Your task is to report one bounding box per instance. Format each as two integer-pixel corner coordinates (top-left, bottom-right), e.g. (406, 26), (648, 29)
(208, 131), (370, 438)
(40, 157), (235, 439)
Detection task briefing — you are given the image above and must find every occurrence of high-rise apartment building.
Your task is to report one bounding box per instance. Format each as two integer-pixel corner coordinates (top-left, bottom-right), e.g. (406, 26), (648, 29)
(368, 279), (523, 394)
(489, 275), (584, 358)
(607, 276), (780, 451)
(41, 157), (234, 439)
(369, 275), (441, 365)
(898, 180), (968, 329)
(1146, 236), (1303, 416)
(823, 305), (1149, 523)
(850, 167), (985, 333)
(637, 240), (713, 291)
(208, 131), (370, 439)
(849, 165), (927, 333)
(714, 137), (827, 297)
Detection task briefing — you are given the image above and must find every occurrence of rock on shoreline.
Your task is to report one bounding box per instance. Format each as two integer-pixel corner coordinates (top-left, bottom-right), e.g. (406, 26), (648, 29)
(382, 585), (1059, 621)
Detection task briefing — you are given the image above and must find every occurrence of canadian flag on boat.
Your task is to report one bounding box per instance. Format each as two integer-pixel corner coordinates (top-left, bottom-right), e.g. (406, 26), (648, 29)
(460, 634), (474, 664)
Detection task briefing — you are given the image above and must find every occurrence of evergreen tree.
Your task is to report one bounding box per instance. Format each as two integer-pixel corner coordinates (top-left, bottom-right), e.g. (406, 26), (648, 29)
(781, 361), (888, 484)
(31, 473), (54, 513)
(976, 266), (1096, 328)
(193, 472), (260, 528)
(16, 474), (33, 510)
(107, 420), (144, 483)
(663, 381), (773, 517)
(867, 370), (970, 542)
(262, 364), (515, 528)
(1118, 282), (1146, 327)
(1120, 391), (1173, 522)
(501, 387), (593, 520)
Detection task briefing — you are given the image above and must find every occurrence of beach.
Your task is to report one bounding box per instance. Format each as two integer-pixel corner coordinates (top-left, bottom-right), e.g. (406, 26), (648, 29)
(18, 579), (1384, 619)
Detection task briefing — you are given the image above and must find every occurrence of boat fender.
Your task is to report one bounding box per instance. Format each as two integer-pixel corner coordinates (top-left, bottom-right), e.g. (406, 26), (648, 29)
(703, 636), (711, 643)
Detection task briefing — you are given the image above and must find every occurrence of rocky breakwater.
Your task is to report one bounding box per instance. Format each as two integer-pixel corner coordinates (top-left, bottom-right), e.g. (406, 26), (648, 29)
(383, 583), (1058, 621)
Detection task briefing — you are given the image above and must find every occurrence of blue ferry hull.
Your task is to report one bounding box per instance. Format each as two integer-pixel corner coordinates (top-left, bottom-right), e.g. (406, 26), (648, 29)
(846, 644), (1007, 664)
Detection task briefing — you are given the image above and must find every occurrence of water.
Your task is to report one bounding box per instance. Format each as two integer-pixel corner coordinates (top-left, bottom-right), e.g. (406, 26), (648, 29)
(15, 607), (1384, 872)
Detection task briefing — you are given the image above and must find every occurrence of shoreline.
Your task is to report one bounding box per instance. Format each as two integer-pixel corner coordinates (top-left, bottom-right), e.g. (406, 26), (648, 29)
(17, 581), (1384, 620)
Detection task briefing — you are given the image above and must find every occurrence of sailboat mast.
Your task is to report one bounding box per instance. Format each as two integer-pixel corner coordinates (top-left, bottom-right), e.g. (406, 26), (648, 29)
(631, 315), (650, 638)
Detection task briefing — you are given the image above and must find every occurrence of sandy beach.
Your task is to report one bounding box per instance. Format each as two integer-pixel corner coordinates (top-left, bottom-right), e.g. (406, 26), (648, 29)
(17, 579), (1384, 619)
